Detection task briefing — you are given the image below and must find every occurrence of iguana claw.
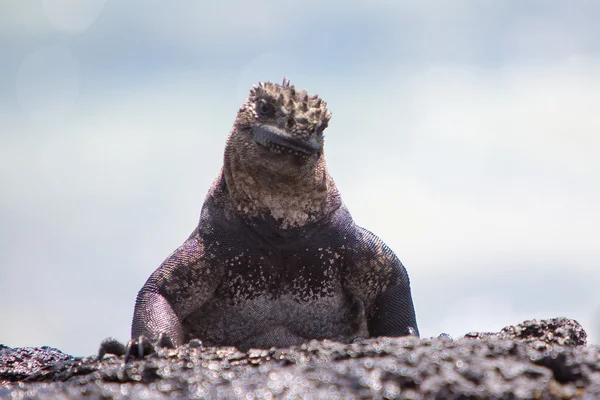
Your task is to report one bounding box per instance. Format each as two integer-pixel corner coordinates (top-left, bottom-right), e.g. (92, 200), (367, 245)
(97, 332), (176, 361)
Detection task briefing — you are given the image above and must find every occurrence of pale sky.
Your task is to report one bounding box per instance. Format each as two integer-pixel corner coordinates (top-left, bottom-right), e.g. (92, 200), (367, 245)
(1, 1), (599, 356)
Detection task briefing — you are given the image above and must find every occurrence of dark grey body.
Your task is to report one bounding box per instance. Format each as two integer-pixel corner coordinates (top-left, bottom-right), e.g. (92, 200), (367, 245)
(132, 176), (419, 351)
(132, 79), (418, 351)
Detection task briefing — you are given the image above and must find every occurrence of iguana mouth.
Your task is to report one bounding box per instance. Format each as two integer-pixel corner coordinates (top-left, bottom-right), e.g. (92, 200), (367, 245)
(252, 125), (320, 156)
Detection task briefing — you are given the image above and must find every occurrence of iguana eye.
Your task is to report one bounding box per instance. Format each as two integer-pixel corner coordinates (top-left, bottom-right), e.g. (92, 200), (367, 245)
(286, 117), (296, 129)
(256, 99), (275, 117)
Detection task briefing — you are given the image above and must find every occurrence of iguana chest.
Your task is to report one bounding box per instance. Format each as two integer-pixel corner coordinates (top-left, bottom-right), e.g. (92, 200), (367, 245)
(215, 244), (347, 303)
(183, 218), (365, 349)
(201, 207), (357, 302)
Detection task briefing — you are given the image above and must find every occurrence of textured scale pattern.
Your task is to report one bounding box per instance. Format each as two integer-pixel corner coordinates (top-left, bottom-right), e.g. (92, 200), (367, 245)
(132, 79), (419, 351)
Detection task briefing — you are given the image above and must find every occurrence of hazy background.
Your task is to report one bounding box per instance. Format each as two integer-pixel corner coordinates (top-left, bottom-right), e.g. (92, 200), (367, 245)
(1, 1), (599, 356)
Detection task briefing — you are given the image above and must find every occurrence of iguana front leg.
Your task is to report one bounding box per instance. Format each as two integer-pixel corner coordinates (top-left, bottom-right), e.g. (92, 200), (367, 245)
(131, 283), (185, 347)
(368, 277), (420, 337)
(98, 235), (222, 359)
(133, 234), (223, 343)
(345, 227), (419, 338)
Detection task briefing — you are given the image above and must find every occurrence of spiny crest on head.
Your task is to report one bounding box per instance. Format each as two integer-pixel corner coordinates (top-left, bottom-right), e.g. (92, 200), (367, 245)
(248, 77), (332, 130)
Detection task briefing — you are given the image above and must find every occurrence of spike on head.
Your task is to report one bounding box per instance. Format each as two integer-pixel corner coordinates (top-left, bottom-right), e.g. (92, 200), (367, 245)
(301, 93), (309, 111)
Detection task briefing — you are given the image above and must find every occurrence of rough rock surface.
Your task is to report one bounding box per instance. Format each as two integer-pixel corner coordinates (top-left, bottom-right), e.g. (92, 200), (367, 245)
(1, 317), (598, 399)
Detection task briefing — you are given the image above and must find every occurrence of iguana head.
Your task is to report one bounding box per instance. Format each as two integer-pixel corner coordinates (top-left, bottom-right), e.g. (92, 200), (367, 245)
(225, 78), (332, 175)
(220, 79), (338, 227)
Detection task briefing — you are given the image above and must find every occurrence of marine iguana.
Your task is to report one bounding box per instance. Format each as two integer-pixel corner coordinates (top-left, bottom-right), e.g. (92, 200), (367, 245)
(100, 78), (418, 358)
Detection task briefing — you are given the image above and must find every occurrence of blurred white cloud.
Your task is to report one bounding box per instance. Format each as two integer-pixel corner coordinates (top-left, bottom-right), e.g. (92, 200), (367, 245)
(15, 45), (80, 122)
(42, 0), (107, 33)
(1, 1), (599, 355)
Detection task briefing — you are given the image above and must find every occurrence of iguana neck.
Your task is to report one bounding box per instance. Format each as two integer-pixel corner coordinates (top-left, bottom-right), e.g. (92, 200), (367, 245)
(219, 155), (339, 229)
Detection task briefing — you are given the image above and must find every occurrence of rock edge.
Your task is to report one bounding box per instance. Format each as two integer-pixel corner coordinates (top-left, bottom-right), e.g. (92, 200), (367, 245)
(1, 317), (598, 399)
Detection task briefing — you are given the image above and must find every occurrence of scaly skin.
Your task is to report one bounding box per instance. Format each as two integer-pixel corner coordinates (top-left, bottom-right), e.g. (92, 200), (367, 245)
(130, 78), (419, 352)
